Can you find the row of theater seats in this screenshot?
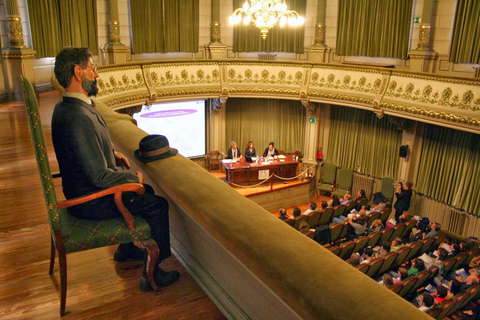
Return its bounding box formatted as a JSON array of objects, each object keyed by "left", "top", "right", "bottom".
[
  {"left": 284, "top": 200, "right": 389, "bottom": 231},
  {"left": 427, "top": 284, "right": 480, "bottom": 319},
  {"left": 328, "top": 220, "right": 421, "bottom": 257}
]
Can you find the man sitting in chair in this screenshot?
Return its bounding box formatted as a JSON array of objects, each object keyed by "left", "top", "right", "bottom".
[{"left": 51, "top": 47, "right": 179, "bottom": 292}]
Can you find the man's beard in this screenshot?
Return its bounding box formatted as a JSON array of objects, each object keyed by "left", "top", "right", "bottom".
[{"left": 82, "top": 76, "right": 99, "bottom": 97}]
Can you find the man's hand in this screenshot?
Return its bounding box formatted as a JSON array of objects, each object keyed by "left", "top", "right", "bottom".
[
  {"left": 114, "top": 151, "right": 131, "bottom": 170},
  {"left": 136, "top": 171, "right": 144, "bottom": 184}
]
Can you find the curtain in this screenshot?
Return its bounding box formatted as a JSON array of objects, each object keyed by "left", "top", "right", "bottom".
[
  {"left": 416, "top": 125, "right": 480, "bottom": 216},
  {"left": 449, "top": 0, "right": 480, "bottom": 64},
  {"left": 131, "top": 0, "right": 199, "bottom": 53},
  {"left": 232, "top": 0, "right": 305, "bottom": 53},
  {"left": 336, "top": 0, "right": 413, "bottom": 59},
  {"left": 326, "top": 106, "right": 402, "bottom": 178},
  {"left": 27, "top": 0, "right": 97, "bottom": 59},
  {"left": 225, "top": 98, "right": 305, "bottom": 154}
]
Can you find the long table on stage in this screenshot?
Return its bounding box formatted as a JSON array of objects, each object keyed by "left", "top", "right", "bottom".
[{"left": 221, "top": 156, "right": 299, "bottom": 185}]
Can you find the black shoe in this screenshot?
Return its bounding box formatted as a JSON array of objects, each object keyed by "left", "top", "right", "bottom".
[
  {"left": 113, "top": 245, "right": 145, "bottom": 262},
  {"left": 139, "top": 269, "right": 180, "bottom": 291}
]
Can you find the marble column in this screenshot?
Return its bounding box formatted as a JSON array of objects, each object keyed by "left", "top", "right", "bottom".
[
  {"left": 209, "top": 98, "right": 227, "bottom": 156},
  {"left": 205, "top": 0, "right": 227, "bottom": 59},
  {"left": 301, "top": 100, "right": 320, "bottom": 165},
  {"left": 101, "top": 0, "right": 129, "bottom": 65},
  {"left": 2, "top": 0, "right": 36, "bottom": 100},
  {"left": 309, "top": 0, "right": 331, "bottom": 63},
  {"left": 409, "top": 0, "right": 438, "bottom": 73}
]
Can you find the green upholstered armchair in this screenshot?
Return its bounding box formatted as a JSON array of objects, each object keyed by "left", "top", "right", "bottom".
[
  {"left": 316, "top": 162, "right": 337, "bottom": 195},
  {"left": 20, "top": 76, "right": 160, "bottom": 316},
  {"left": 381, "top": 177, "right": 395, "bottom": 202},
  {"left": 332, "top": 168, "right": 353, "bottom": 197}
]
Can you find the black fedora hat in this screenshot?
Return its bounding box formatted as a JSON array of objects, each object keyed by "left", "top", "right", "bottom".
[{"left": 134, "top": 134, "right": 178, "bottom": 163}]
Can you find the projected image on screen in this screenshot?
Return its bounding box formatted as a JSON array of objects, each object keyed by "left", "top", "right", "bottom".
[{"left": 133, "top": 100, "right": 206, "bottom": 158}]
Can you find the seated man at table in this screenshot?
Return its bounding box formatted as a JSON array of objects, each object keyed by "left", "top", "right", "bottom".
[
  {"left": 227, "top": 141, "right": 242, "bottom": 159},
  {"left": 263, "top": 142, "right": 279, "bottom": 157}
]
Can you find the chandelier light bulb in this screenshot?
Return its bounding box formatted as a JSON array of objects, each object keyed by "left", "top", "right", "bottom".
[{"left": 244, "top": 16, "right": 251, "bottom": 24}]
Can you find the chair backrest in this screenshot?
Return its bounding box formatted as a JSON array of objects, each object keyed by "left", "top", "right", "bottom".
[
  {"left": 377, "top": 252, "right": 398, "bottom": 275},
  {"left": 379, "top": 208, "right": 392, "bottom": 224},
  {"left": 284, "top": 218, "right": 295, "bottom": 227},
  {"left": 367, "top": 212, "right": 380, "bottom": 227},
  {"left": 332, "top": 205, "right": 346, "bottom": 219},
  {"left": 378, "top": 227, "right": 394, "bottom": 247},
  {"left": 381, "top": 177, "right": 395, "bottom": 200},
  {"left": 293, "top": 215, "right": 308, "bottom": 230},
  {"left": 451, "top": 252, "right": 468, "bottom": 271},
  {"left": 405, "top": 240, "right": 423, "bottom": 261},
  {"left": 20, "top": 75, "right": 61, "bottom": 233},
  {"left": 352, "top": 236, "right": 369, "bottom": 254},
  {"left": 402, "top": 220, "right": 417, "bottom": 239},
  {"left": 345, "top": 201, "right": 357, "bottom": 214},
  {"left": 356, "top": 198, "right": 369, "bottom": 209},
  {"left": 459, "top": 285, "right": 480, "bottom": 309},
  {"left": 390, "top": 223, "right": 406, "bottom": 242},
  {"left": 306, "top": 211, "right": 322, "bottom": 228},
  {"left": 328, "top": 246, "right": 341, "bottom": 256},
  {"left": 208, "top": 150, "right": 221, "bottom": 160},
  {"left": 442, "top": 257, "right": 457, "bottom": 275},
  {"left": 418, "top": 237, "right": 435, "bottom": 256},
  {"left": 317, "top": 208, "right": 334, "bottom": 226},
  {"left": 330, "top": 223, "right": 344, "bottom": 243},
  {"left": 356, "top": 264, "right": 369, "bottom": 274},
  {"left": 320, "top": 163, "right": 337, "bottom": 184},
  {"left": 464, "top": 246, "right": 480, "bottom": 267},
  {"left": 434, "top": 299, "right": 456, "bottom": 320},
  {"left": 367, "top": 231, "right": 382, "bottom": 248},
  {"left": 431, "top": 233, "right": 447, "bottom": 250},
  {"left": 305, "top": 230, "right": 315, "bottom": 240},
  {"left": 336, "top": 168, "right": 353, "bottom": 190},
  {"left": 339, "top": 241, "right": 356, "bottom": 260},
  {"left": 411, "top": 269, "right": 431, "bottom": 293},
  {"left": 339, "top": 223, "right": 353, "bottom": 241},
  {"left": 389, "top": 283, "right": 403, "bottom": 294},
  {"left": 366, "top": 259, "right": 383, "bottom": 278},
  {"left": 398, "top": 277, "right": 417, "bottom": 297},
  {"left": 392, "top": 246, "right": 411, "bottom": 268}
]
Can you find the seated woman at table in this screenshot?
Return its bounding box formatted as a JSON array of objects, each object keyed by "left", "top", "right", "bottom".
[
  {"left": 227, "top": 141, "right": 242, "bottom": 159},
  {"left": 245, "top": 141, "right": 256, "bottom": 158},
  {"left": 262, "top": 142, "right": 279, "bottom": 157}
]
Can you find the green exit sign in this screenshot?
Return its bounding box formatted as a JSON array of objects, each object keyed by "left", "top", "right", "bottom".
[
  {"left": 413, "top": 17, "right": 421, "bottom": 24},
  {"left": 309, "top": 117, "right": 317, "bottom": 124}
]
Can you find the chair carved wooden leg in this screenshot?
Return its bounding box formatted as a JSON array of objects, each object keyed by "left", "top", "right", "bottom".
[
  {"left": 54, "top": 231, "right": 68, "bottom": 316},
  {"left": 135, "top": 240, "right": 160, "bottom": 294},
  {"left": 49, "top": 237, "right": 56, "bottom": 274}
]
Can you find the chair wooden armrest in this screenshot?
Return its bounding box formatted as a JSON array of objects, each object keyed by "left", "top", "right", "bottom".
[{"left": 56, "top": 183, "right": 145, "bottom": 231}]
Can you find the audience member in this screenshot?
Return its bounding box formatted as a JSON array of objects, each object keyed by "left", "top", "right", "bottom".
[
  {"left": 341, "top": 193, "right": 352, "bottom": 205},
  {"left": 375, "top": 241, "right": 391, "bottom": 259},
  {"left": 354, "top": 189, "right": 366, "bottom": 202},
  {"left": 348, "top": 216, "right": 368, "bottom": 239},
  {"left": 433, "top": 285, "right": 448, "bottom": 304},
  {"left": 302, "top": 201, "right": 317, "bottom": 216},
  {"left": 393, "top": 267, "right": 409, "bottom": 284},
  {"left": 347, "top": 253, "right": 360, "bottom": 267},
  {"left": 372, "top": 202, "right": 386, "bottom": 213},
  {"left": 278, "top": 208, "right": 290, "bottom": 221},
  {"left": 293, "top": 207, "right": 301, "bottom": 219},
  {"left": 332, "top": 196, "right": 341, "bottom": 207},
  {"left": 417, "top": 293, "right": 435, "bottom": 312},
  {"left": 298, "top": 221, "right": 311, "bottom": 234},
  {"left": 382, "top": 273, "right": 394, "bottom": 287},
  {"left": 320, "top": 201, "right": 328, "bottom": 210},
  {"left": 391, "top": 237, "right": 408, "bottom": 253},
  {"left": 394, "top": 182, "right": 413, "bottom": 221},
  {"left": 424, "top": 222, "right": 441, "bottom": 239},
  {"left": 361, "top": 247, "right": 374, "bottom": 265},
  {"left": 367, "top": 219, "right": 384, "bottom": 235},
  {"left": 408, "top": 258, "right": 425, "bottom": 277}
]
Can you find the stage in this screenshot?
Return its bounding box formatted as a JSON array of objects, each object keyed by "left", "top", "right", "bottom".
[{"left": 209, "top": 168, "right": 315, "bottom": 212}]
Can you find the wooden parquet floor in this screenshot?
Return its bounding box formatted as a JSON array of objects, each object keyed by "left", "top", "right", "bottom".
[{"left": 0, "top": 92, "right": 226, "bottom": 319}]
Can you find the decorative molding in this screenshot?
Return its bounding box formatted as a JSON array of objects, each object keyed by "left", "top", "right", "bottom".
[
  {"left": 416, "top": 24, "right": 432, "bottom": 51},
  {"left": 117, "top": 105, "right": 142, "bottom": 116},
  {"left": 108, "top": 20, "right": 122, "bottom": 45},
  {"left": 313, "top": 23, "right": 326, "bottom": 46},
  {"left": 301, "top": 100, "right": 316, "bottom": 113},
  {"left": 212, "top": 97, "right": 227, "bottom": 111},
  {"left": 6, "top": 16, "right": 24, "bottom": 48},
  {"left": 211, "top": 22, "right": 221, "bottom": 43}
]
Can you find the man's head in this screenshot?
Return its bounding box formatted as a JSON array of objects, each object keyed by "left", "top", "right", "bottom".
[
  {"left": 293, "top": 207, "right": 301, "bottom": 217},
  {"left": 421, "top": 293, "right": 434, "bottom": 308},
  {"left": 279, "top": 208, "right": 286, "bottom": 217},
  {"left": 310, "top": 202, "right": 317, "bottom": 210},
  {"left": 54, "top": 47, "right": 99, "bottom": 96},
  {"left": 358, "top": 189, "right": 365, "bottom": 197}
]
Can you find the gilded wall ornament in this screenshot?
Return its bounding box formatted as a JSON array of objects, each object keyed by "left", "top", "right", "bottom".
[
  {"left": 108, "top": 20, "right": 121, "bottom": 45},
  {"left": 211, "top": 22, "right": 221, "bottom": 43},
  {"left": 314, "top": 23, "right": 325, "bottom": 45},
  {"left": 7, "top": 16, "right": 24, "bottom": 48}
]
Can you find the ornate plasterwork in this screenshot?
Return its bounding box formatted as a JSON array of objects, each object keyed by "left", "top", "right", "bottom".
[
  {"left": 7, "top": 16, "right": 24, "bottom": 48},
  {"left": 93, "top": 61, "right": 480, "bottom": 133},
  {"left": 384, "top": 75, "right": 480, "bottom": 112}
]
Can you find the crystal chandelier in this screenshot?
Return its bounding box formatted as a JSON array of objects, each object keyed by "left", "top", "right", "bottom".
[{"left": 229, "top": 0, "right": 304, "bottom": 40}]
